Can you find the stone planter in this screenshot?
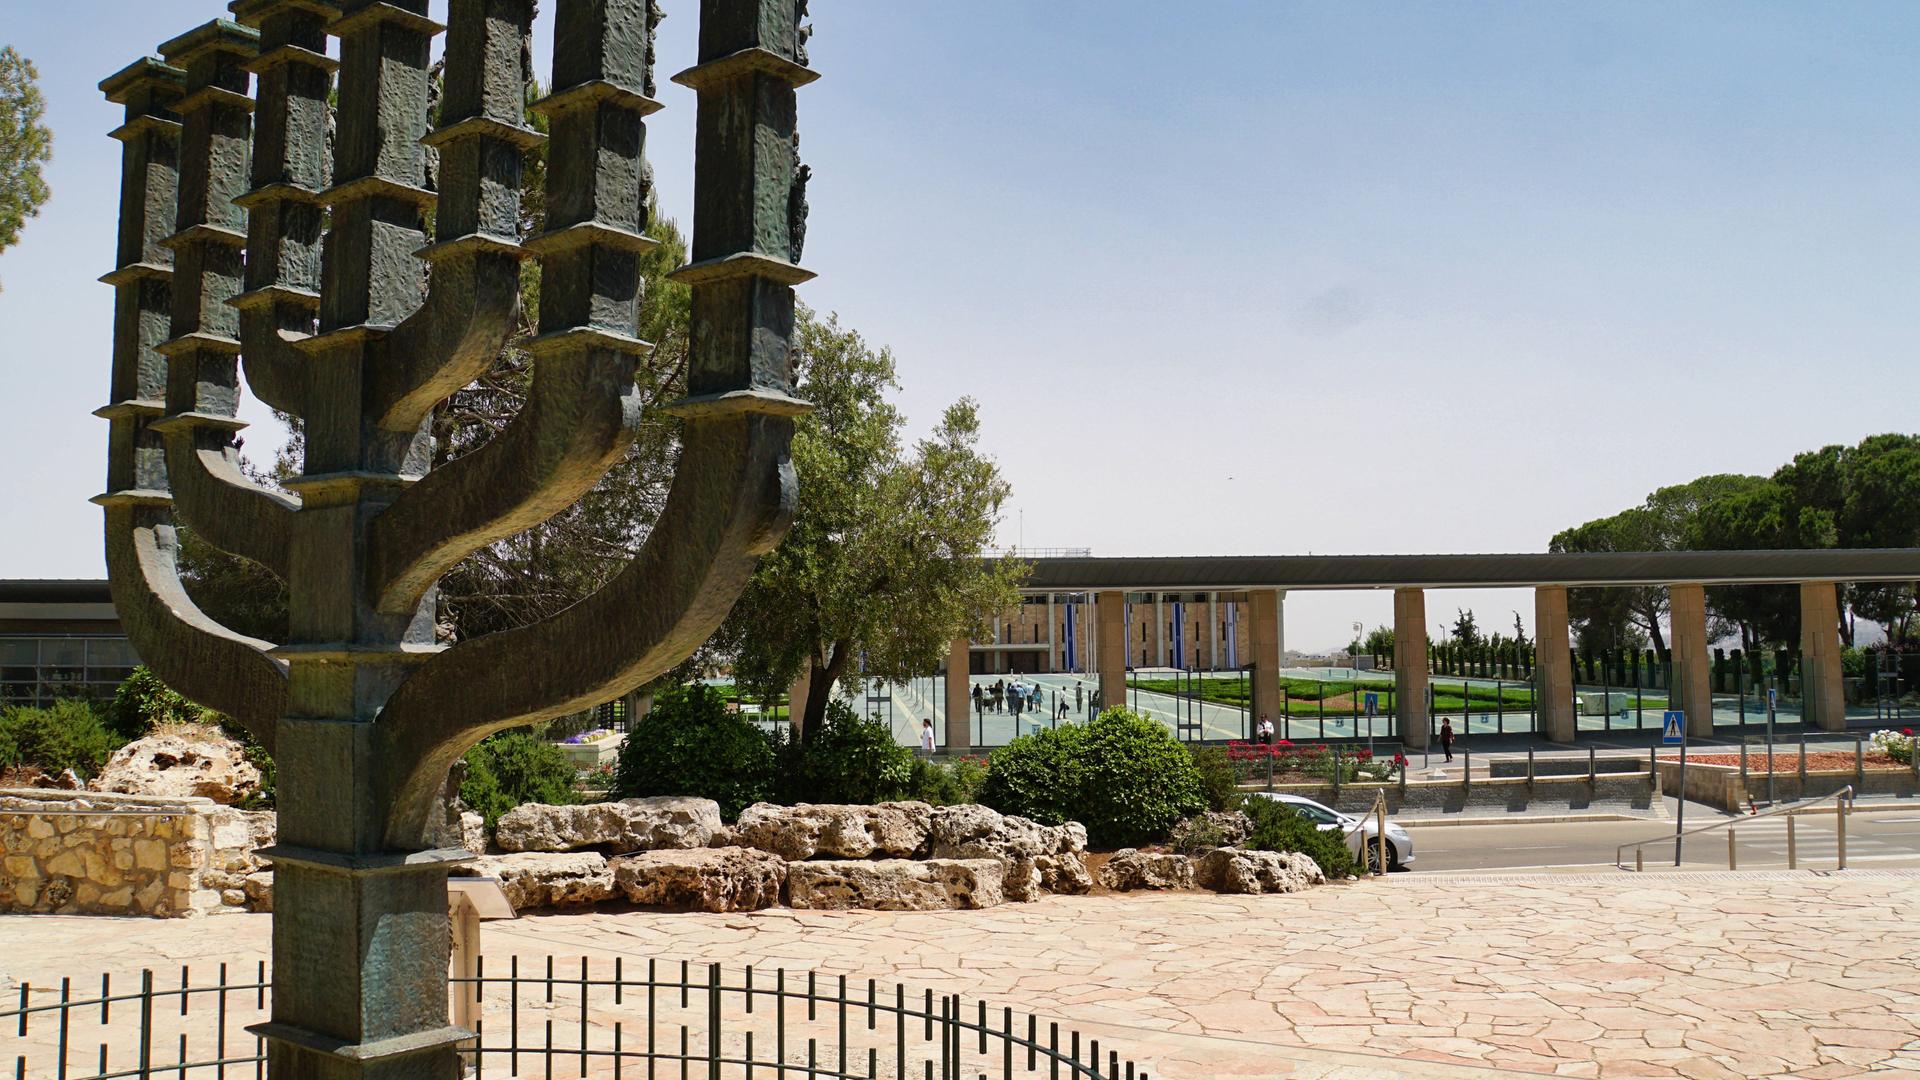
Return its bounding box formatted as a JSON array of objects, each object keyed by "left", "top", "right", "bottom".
[{"left": 555, "top": 732, "right": 626, "bottom": 771}]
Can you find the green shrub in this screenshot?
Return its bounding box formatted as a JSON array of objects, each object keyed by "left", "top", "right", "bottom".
[
  {"left": 779, "top": 700, "right": 914, "bottom": 804},
  {"left": 1188, "top": 745, "right": 1240, "bottom": 811},
  {"left": 1241, "top": 794, "right": 1355, "bottom": 878},
  {"left": 976, "top": 722, "right": 1087, "bottom": 829},
  {"left": 461, "top": 731, "right": 581, "bottom": 828},
  {"left": 0, "top": 699, "right": 119, "bottom": 779},
  {"left": 612, "top": 684, "right": 776, "bottom": 819},
  {"left": 979, "top": 709, "right": 1205, "bottom": 848},
  {"left": 105, "top": 666, "right": 211, "bottom": 741},
  {"left": 910, "top": 754, "right": 987, "bottom": 806}
]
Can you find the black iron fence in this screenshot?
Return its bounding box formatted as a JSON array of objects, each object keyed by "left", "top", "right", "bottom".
[{"left": 5, "top": 957, "right": 1147, "bottom": 1080}]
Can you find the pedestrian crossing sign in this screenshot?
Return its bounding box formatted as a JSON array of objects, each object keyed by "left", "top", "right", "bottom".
[
  {"left": 1662, "top": 711, "right": 1685, "bottom": 745},
  {"left": 1363, "top": 692, "right": 1378, "bottom": 713}
]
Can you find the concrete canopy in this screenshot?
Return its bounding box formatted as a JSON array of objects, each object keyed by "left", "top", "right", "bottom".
[{"left": 1017, "top": 549, "right": 1920, "bottom": 592}]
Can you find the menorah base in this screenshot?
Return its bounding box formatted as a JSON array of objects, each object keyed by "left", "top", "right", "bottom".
[{"left": 253, "top": 845, "right": 475, "bottom": 1080}]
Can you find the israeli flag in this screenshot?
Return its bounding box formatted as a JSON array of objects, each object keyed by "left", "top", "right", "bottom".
[
  {"left": 1171, "top": 601, "right": 1186, "bottom": 669},
  {"left": 1224, "top": 603, "right": 1238, "bottom": 668},
  {"left": 1063, "top": 602, "right": 1078, "bottom": 671}
]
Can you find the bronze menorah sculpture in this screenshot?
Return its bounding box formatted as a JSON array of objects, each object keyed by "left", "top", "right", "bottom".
[{"left": 97, "top": 0, "right": 812, "bottom": 1073}]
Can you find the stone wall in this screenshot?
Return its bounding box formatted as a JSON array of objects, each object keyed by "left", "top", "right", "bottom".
[{"left": 0, "top": 788, "right": 273, "bottom": 917}]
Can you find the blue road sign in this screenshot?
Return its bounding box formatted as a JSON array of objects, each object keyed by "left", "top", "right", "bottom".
[
  {"left": 1768, "top": 688, "right": 1777, "bottom": 706},
  {"left": 1662, "top": 710, "right": 1686, "bottom": 745},
  {"left": 1363, "top": 692, "right": 1379, "bottom": 713}
]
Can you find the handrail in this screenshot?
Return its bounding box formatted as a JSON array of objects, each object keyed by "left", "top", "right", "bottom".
[{"left": 1615, "top": 784, "right": 1853, "bottom": 870}]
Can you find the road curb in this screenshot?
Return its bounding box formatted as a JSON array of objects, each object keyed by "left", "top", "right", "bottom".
[{"left": 1397, "top": 812, "right": 1653, "bottom": 828}]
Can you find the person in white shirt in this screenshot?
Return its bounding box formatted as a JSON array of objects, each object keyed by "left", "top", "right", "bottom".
[{"left": 920, "top": 717, "right": 936, "bottom": 756}]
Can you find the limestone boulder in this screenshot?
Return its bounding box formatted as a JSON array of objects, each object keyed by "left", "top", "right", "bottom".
[
  {"left": 1099, "top": 849, "right": 1197, "bottom": 891},
  {"left": 925, "top": 804, "right": 1089, "bottom": 901},
  {"left": 1169, "top": 810, "right": 1251, "bottom": 852},
  {"left": 243, "top": 870, "right": 273, "bottom": 912},
  {"left": 91, "top": 729, "right": 261, "bottom": 805},
  {"left": 1194, "top": 848, "right": 1325, "bottom": 894},
  {"left": 460, "top": 811, "right": 489, "bottom": 856},
  {"left": 494, "top": 797, "right": 722, "bottom": 853},
  {"left": 611, "top": 847, "right": 787, "bottom": 912},
  {"left": 732, "top": 802, "right": 933, "bottom": 862},
  {"left": 786, "top": 859, "right": 1003, "bottom": 911},
  {"left": 466, "top": 852, "right": 614, "bottom": 909}
]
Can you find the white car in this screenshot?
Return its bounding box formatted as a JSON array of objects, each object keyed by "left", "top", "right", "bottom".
[{"left": 1250, "top": 792, "right": 1415, "bottom": 872}]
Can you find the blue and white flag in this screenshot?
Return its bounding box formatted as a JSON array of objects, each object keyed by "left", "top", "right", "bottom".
[
  {"left": 1224, "top": 603, "right": 1239, "bottom": 668},
  {"left": 1171, "top": 601, "right": 1186, "bottom": 669},
  {"left": 1124, "top": 600, "right": 1133, "bottom": 669},
  {"left": 1063, "top": 601, "right": 1078, "bottom": 671}
]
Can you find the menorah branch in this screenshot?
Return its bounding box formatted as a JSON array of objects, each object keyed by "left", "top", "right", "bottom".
[
  {"left": 104, "top": 506, "right": 288, "bottom": 747},
  {"left": 371, "top": 0, "right": 541, "bottom": 432},
  {"left": 365, "top": 342, "right": 643, "bottom": 613},
  {"left": 377, "top": 410, "right": 796, "bottom": 844}
]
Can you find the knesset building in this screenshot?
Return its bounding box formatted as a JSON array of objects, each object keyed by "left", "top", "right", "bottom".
[{"left": 930, "top": 548, "right": 1920, "bottom": 752}]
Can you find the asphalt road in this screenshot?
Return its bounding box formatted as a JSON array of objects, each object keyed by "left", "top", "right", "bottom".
[{"left": 1404, "top": 807, "right": 1920, "bottom": 873}]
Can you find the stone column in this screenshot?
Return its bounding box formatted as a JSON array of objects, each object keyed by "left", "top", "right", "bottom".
[
  {"left": 1536, "top": 585, "right": 1576, "bottom": 743},
  {"left": 1394, "top": 588, "right": 1429, "bottom": 749},
  {"left": 1249, "top": 589, "right": 1284, "bottom": 731},
  {"left": 1801, "top": 582, "right": 1847, "bottom": 732},
  {"left": 1097, "top": 591, "right": 1126, "bottom": 714},
  {"left": 1669, "top": 583, "right": 1713, "bottom": 738},
  {"left": 945, "top": 636, "right": 971, "bottom": 750}
]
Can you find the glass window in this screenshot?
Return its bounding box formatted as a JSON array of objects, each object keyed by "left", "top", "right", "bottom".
[
  {"left": 87, "top": 639, "right": 139, "bottom": 669},
  {"left": 0, "top": 639, "right": 35, "bottom": 665},
  {"left": 40, "top": 639, "right": 85, "bottom": 668},
  {"left": 1289, "top": 802, "right": 1338, "bottom": 825}
]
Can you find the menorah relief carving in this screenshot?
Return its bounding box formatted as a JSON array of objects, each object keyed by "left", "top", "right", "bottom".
[{"left": 97, "top": 0, "right": 813, "bottom": 1073}]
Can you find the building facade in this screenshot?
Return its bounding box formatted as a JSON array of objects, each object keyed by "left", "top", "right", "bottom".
[{"left": 0, "top": 580, "right": 137, "bottom": 708}]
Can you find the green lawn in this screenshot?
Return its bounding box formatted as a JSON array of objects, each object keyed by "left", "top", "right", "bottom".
[{"left": 1127, "top": 675, "right": 1536, "bottom": 717}]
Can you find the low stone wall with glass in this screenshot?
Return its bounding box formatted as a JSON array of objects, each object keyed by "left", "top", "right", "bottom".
[
  {"left": 0, "top": 788, "right": 273, "bottom": 918},
  {"left": 1261, "top": 773, "right": 1661, "bottom": 818},
  {"left": 1653, "top": 761, "right": 1919, "bottom": 812}
]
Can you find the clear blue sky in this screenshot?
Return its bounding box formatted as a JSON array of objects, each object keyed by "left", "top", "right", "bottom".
[{"left": 3, "top": 2, "right": 1917, "bottom": 650}]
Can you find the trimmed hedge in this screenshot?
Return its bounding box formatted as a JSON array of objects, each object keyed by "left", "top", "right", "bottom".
[
  {"left": 612, "top": 684, "right": 778, "bottom": 819},
  {"left": 978, "top": 708, "right": 1205, "bottom": 848}
]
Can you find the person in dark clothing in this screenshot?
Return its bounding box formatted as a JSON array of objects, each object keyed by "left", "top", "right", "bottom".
[{"left": 1439, "top": 717, "right": 1455, "bottom": 762}]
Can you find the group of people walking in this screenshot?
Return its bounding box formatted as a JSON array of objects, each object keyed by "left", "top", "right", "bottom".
[{"left": 971, "top": 677, "right": 1071, "bottom": 723}]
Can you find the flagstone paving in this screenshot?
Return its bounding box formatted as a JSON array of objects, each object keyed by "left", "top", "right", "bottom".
[{"left": 3, "top": 872, "right": 1918, "bottom": 1078}]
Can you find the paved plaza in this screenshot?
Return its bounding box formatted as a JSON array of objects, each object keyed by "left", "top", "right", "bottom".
[{"left": 5, "top": 871, "right": 1918, "bottom": 1078}]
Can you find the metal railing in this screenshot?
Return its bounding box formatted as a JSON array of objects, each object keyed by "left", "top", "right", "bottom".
[
  {"left": 5, "top": 957, "right": 1148, "bottom": 1080},
  {"left": 1615, "top": 785, "right": 1855, "bottom": 872}
]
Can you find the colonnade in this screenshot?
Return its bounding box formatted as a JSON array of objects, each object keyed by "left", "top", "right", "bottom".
[{"left": 930, "top": 579, "right": 1851, "bottom": 752}]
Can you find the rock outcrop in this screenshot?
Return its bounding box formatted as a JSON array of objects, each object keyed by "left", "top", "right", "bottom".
[
  {"left": 1099, "top": 849, "right": 1196, "bottom": 891},
  {"left": 91, "top": 729, "right": 262, "bottom": 805},
  {"left": 466, "top": 852, "right": 615, "bottom": 909},
  {"left": 612, "top": 848, "right": 787, "bottom": 912},
  {"left": 1194, "top": 848, "right": 1325, "bottom": 894},
  {"left": 925, "top": 804, "right": 1090, "bottom": 900},
  {"left": 731, "top": 802, "right": 933, "bottom": 861},
  {"left": 494, "top": 797, "right": 723, "bottom": 853},
  {"left": 786, "top": 858, "right": 1004, "bottom": 911},
  {"left": 1169, "top": 810, "right": 1252, "bottom": 851}
]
